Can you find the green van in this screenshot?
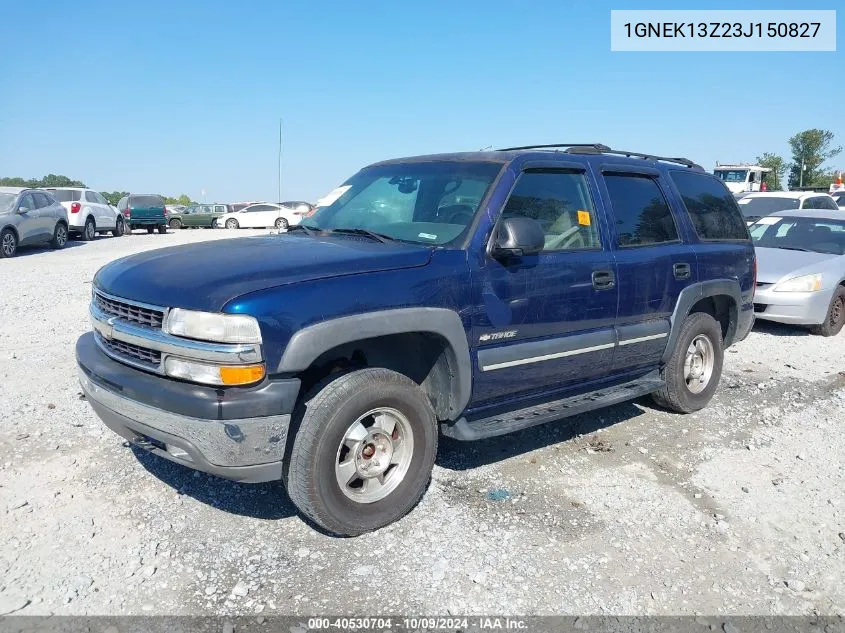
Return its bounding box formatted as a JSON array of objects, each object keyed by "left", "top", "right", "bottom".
[{"left": 117, "top": 194, "right": 167, "bottom": 234}]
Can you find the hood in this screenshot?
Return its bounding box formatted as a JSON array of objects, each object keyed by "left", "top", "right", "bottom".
[
  {"left": 755, "top": 246, "right": 838, "bottom": 284},
  {"left": 94, "top": 234, "right": 433, "bottom": 311}
]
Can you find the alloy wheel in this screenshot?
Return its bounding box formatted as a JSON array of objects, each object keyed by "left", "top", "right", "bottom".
[{"left": 684, "top": 334, "right": 714, "bottom": 394}]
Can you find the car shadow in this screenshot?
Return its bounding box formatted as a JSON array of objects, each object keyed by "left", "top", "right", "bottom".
[
  {"left": 437, "top": 399, "right": 648, "bottom": 471},
  {"left": 751, "top": 320, "right": 812, "bottom": 337},
  {"left": 129, "top": 445, "right": 298, "bottom": 521},
  {"left": 13, "top": 240, "right": 87, "bottom": 257}
]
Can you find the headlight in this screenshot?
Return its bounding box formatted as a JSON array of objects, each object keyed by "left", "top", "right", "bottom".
[
  {"left": 773, "top": 273, "right": 823, "bottom": 293},
  {"left": 163, "top": 308, "right": 262, "bottom": 343},
  {"left": 164, "top": 357, "right": 265, "bottom": 386}
]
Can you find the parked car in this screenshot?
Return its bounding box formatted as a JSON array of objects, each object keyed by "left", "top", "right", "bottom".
[
  {"left": 737, "top": 191, "right": 839, "bottom": 224},
  {"left": 0, "top": 187, "right": 69, "bottom": 258},
  {"left": 168, "top": 204, "right": 230, "bottom": 229},
  {"left": 217, "top": 202, "right": 303, "bottom": 229},
  {"left": 46, "top": 187, "right": 124, "bottom": 240},
  {"left": 750, "top": 209, "right": 845, "bottom": 336},
  {"left": 280, "top": 200, "right": 315, "bottom": 216},
  {"left": 76, "top": 144, "right": 755, "bottom": 535},
  {"left": 116, "top": 194, "right": 168, "bottom": 234},
  {"left": 831, "top": 190, "right": 845, "bottom": 208}
]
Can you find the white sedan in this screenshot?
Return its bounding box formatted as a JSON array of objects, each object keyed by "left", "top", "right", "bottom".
[{"left": 217, "top": 203, "right": 303, "bottom": 230}]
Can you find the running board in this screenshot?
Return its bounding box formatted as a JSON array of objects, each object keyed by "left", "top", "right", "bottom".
[{"left": 442, "top": 372, "right": 664, "bottom": 441}]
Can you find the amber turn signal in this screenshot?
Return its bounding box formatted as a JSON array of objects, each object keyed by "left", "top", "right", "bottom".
[{"left": 219, "top": 364, "right": 266, "bottom": 386}]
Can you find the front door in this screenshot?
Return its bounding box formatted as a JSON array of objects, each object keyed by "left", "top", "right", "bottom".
[
  {"left": 470, "top": 168, "right": 619, "bottom": 409},
  {"left": 598, "top": 170, "right": 696, "bottom": 372}
]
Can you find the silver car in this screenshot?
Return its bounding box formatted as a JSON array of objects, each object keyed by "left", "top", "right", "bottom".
[
  {"left": 0, "top": 187, "right": 70, "bottom": 258},
  {"left": 750, "top": 209, "right": 845, "bottom": 336}
]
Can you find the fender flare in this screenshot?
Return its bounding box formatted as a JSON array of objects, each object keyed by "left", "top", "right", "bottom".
[
  {"left": 662, "top": 279, "right": 742, "bottom": 363},
  {"left": 277, "top": 307, "right": 472, "bottom": 415}
]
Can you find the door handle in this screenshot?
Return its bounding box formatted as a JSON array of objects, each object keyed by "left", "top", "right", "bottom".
[
  {"left": 673, "top": 262, "right": 691, "bottom": 280},
  {"left": 592, "top": 270, "right": 616, "bottom": 290}
]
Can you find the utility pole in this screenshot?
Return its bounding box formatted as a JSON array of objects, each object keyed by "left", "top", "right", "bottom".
[
  {"left": 277, "top": 118, "right": 283, "bottom": 204},
  {"left": 799, "top": 156, "right": 806, "bottom": 188}
]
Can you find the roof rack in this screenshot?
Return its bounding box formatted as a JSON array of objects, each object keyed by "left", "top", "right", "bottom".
[{"left": 494, "top": 143, "right": 703, "bottom": 170}]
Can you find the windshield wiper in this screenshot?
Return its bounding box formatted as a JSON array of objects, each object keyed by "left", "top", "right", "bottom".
[
  {"left": 287, "top": 224, "right": 318, "bottom": 236},
  {"left": 328, "top": 227, "right": 395, "bottom": 243},
  {"left": 777, "top": 246, "right": 814, "bottom": 252}
]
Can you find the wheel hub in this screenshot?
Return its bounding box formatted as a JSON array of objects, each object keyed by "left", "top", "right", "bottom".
[
  {"left": 354, "top": 431, "right": 394, "bottom": 478},
  {"left": 684, "top": 334, "right": 714, "bottom": 394}
]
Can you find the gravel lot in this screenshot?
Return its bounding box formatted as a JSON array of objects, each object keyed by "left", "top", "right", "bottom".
[{"left": 1, "top": 229, "right": 843, "bottom": 617}]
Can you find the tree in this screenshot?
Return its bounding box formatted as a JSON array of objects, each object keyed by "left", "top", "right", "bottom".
[
  {"left": 0, "top": 174, "right": 85, "bottom": 188},
  {"left": 164, "top": 194, "right": 194, "bottom": 206},
  {"left": 755, "top": 152, "right": 786, "bottom": 191},
  {"left": 101, "top": 191, "right": 129, "bottom": 206},
  {"left": 787, "top": 129, "right": 842, "bottom": 188}
]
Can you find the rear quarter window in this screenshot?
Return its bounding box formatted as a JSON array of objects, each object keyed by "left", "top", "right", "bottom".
[
  {"left": 669, "top": 171, "right": 750, "bottom": 241},
  {"left": 48, "top": 189, "right": 81, "bottom": 203}
]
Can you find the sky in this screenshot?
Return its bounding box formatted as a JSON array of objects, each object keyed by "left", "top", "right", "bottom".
[{"left": 1, "top": 0, "right": 842, "bottom": 203}]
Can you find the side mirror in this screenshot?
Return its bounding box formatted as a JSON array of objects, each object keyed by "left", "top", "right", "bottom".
[
  {"left": 17, "top": 206, "right": 30, "bottom": 214},
  {"left": 491, "top": 217, "right": 545, "bottom": 259}
]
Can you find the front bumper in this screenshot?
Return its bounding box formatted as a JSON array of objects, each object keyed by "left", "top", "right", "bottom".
[
  {"left": 753, "top": 285, "right": 832, "bottom": 325},
  {"left": 76, "top": 332, "right": 298, "bottom": 483}
]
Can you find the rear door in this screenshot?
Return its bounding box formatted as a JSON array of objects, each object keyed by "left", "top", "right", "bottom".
[
  {"left": 470, "top": 167, "right": 619, "bottom": 408},
  {"left": 598, "top": 168, "right": 695, "bottom": 372}
]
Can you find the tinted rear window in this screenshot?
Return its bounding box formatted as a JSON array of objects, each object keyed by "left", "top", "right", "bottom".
[
  {"left": 670, "top": 171, "right": 749, "bottom": 240},
  {"left": 48, "top": 189, "right": 81, "bottom": 202},
  {"left": 604, "top": 174, "right": 679, "bottom": 247},
  {"left": 130, "top": 195, "right": 165, "bottom": 208}
]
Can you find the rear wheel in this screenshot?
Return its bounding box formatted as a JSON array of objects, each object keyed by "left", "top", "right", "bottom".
[
  {"left": 112, "top": 217, "right": 125, "bottom": 237},
  {"left": 275, "top": 217, "right": 289, "bottom": 230},
  {"left": 1, "top": 229, "right": 18, "bottom": 258},
  {"left": 169, "top": 218, "right": 182, "bottom": 230},
  {"left": 284, "top": 368, "right": 438, "bottom": 536},
  {"left": 50, "top": 223, "right": 68, "bottom": 249},
  {"left": 225, "top": 218, "right": 239, "bottom": 229},
  {"left": 81, "top": 217, "right": 96, "bottom": 241},
  {"left": 810, "top": 287, "right": 845, "bottom": 337},
  {"left": 158, "top": 224, "right": 167, "bottom": 234},
  {"left": 651, "top": 312, "right": 723, "bottom": 413},
  {"left": 147, "top": 226, "right": 154, "bottom": 234}
]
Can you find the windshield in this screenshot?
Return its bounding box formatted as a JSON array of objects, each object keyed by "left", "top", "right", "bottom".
[
  {"left": 736, "top": 196, "right": 800, "bottom": 218},
  {"left": 750, "top": 216, "right": 845, "bottom": 255},
  {"left": 715, "top": 170, "right": 748, "bottom": 183},
  {"left": 0, "top": 193, "right": 17, "bottom": 212},
  {"left": 304, "top": 161, "right": 502, "bottom": 245},
  {"left": 47, "top": 189, "right": 81, "bottom": 202}
]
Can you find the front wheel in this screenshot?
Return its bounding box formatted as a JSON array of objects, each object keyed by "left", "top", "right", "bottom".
[
  {"left": 0, "top": 229, "right": 18, "bottom": 258},
  {"left": 50, "top": 223, "right": 68, "bottom": 249},
  {"left": 275, "top": 217, "right": 289, "bottom": 230},
  {"left": 225, "top": 218, "right": 239, "bottom": 229},
  {"left": 651, "top": 312, "right": 723, "bottom": 413},
  {"left": 169, "top": 218, "right": 182, "bottom": 230},
  {"left": 112, "top": 217, "right": 125, "bottom": 237},
  {"left": 810, "top": 287, "right": 845, "bottom": 337},
  {"left": 284, "top": 368, "right": 438, "bottom": 536}
]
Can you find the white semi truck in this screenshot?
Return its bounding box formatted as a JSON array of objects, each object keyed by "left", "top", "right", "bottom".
[{"left": 713, "top": 163, "right": 771, "bottom": 194}]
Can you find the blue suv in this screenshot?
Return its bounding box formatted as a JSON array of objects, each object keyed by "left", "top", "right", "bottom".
[{"left": 76, "top": 143, "right": 755, "bottom": 535}]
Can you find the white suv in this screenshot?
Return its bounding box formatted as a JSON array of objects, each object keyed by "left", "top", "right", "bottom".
[{"left": 46, "top": 188, "right": 124, "bottom": 240}]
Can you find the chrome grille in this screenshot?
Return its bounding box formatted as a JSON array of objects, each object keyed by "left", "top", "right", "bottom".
[
  {"left": 94, "top": 291, "right": 164, "bottom": 328},
  {"left": 97, "top": 333, "right": 162, "bottom": 367}
]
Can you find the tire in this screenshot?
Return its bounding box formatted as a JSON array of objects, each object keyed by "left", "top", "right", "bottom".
[
  {"left": 275, "top": 217, "right": 289, "bottom": 230},
  {"left": 651, "top": 312, "right": 723, "bottom": 414},
  {"left": 285, "top": 368, "right": 438, "bottom": 536},
  {"left": 112, "top": 217, "right": 125, "bottom": 237},
  {"left": 0, "top": 228, "right": 18, "bottom": 258},
  {"left": 810, "top": 286, "right": 845, "bottom": 337},
  {"left": 50, "top": 223, "right": 68, "bottom": 249},
  {"left": 147, "top": 226, "right": 154, "bottom": 234},
  {"left": 81, "top": 217, "right": 96, "bottom": 241},
  {"left": 158, "top": 224, "right": 167, "bottom": 234},
  {"left": 169, "top": 218, "right": 182, "bottom": 230},
  {"left": 225, "top": 218, "right": 239, "bottom": 229}
]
